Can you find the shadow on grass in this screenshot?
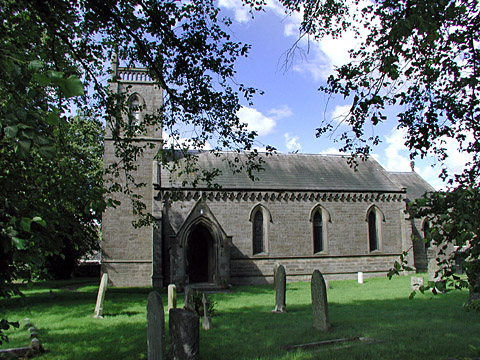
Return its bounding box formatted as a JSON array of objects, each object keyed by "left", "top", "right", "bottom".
[
  {"left": 2, "top": 279, "right": 480, "bottom": 360},
  {"left": 103, "top": 311, "right": 140, "bottom": 317},
  {"left": 201, "top": 291, "right": 480, "bottom": 360}
]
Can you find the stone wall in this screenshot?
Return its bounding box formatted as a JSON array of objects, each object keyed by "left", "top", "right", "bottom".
[
  {"left": 161, "top": 190, "right": 412, "bottom": 285},
  {"left": 101, "top": 70, "right": 162, "bottom": 287}
]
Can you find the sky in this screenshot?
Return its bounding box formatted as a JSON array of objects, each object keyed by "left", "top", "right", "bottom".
[{"left": 210, "top": 0, "right": 468, "bottom": 190}]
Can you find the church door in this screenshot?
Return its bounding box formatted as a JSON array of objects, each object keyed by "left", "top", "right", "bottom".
[{"left": 187, "top": 225, "right": 214, "bottom": 283}]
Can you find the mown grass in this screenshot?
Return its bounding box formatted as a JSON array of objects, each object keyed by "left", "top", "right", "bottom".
[{"left": 1, "top": 275, "right": 479, "bottom": 359}]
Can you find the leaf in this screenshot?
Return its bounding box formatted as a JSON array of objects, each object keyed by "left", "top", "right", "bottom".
[
  {"left": 38, "top": 146, "right": 55, "bottom": 159},
  {"left": 12, "top": 237, "right": 28, "bottom": 250},
  {"left": 20, "top": 128, "right": 35, "bottom": 140},
  {"left": 57, "top": 75, "right": 85, "bottom": 98},
  {"left": 46, "top": 112, "right": 60, "bottom": 126},
  {"left": 32, "top": 73, "right": 51, "bottom": 86},
  {"left": 47, "top": 70, "right": 64, "bottom": 80},
  {"left": 17, "top": 139, "right": 32, "bottom": 154},
  {"left": 32, "top": 217, "right": 46, "bottom": 227},
  {"left": 4, "top": 126, "right": 18, "bottom": 139},
  {"left": 28, "top": 60, "right": 44, "bottom": 71},
  {"left": 20, "top": 218, "right": 32, "bottom": 232}
]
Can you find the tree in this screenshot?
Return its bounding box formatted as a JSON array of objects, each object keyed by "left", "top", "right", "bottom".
[
  {"left": 0, "top": 0, "right": 266, "bottom": 343},
  {"left": 278, "top": 0, "right": 480, "bottom": 297}
]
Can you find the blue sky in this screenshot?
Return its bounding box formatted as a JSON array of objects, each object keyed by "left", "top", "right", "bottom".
[{"left": 211, "top": 0, "right": 471, "bottom": 190}]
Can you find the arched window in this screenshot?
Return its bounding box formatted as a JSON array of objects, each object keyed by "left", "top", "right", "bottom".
[
  {"left": 309, "top": 205, "right": 330, "bottom": 254},
  {"left": 368, "top": 210, "right": 378, "bottom": 252},
  {"left": 366, "top": 205, "right": 384, "bottom": 252},
  {"left": 253, "top": 211, "right": 264, "bottom": 255},
  {"left": 313, "top": 211, "right": 323, "bottom": 253},
  {"left": 128, "top": 94, "right": 143, "bottom": 128},
  {"left": 249, "top": 204, "right": 271, "bottom": 256}
]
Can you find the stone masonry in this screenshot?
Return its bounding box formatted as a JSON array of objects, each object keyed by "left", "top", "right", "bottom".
[{"left": 101, "top": 64, "right": 435, "bottom": 288}]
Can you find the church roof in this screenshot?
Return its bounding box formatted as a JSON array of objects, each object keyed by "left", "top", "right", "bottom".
[
  {"left": 159, "top": 152, "right": 406, "bottom": 193},
  {"left": 388, "top": 171, "right": 436, "bottom": 201}
]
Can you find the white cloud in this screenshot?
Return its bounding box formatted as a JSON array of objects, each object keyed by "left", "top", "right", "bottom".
[
  {"left": 162, "top": 130, "right": 212, "bottom": 150},
  {"left": 218, "top": 0, "right": 287, "bottom": 23},
  {"left": 268, "top": 104, "right": 293, "bottom": 119},
  {"left": 318, "top": 147, "right": 344, "bottom": 155},
  {"left": 284, "top": 132, "right": 302, "bottom": 152},
  {"left": 330, "top": 104, "right": 351, "bottom": 126},
  {"left": 381, "top": 128, "right": 412, "bottom": 172},
  {"left": 290, "top": 45, "right": 332, "bottom": 82},
  {"left": 237, "top": 106, "right": 276, "bottom": 136},
  {"left": 438, "top": 133, "right": 474, "bottom": 176},
  {"left": 218, "top": 0, "right": 251, "bottom": 23}
]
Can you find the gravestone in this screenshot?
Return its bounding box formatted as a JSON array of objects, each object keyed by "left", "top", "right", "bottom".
[
  {"left": 201, "top": 293, "right": 212, "bottom": 331},
  {"left": 357, "top": 271, "right": 364, "bottom": 284},
  {"left": 93, "top": 273, "right": 108, "bottom": 318},
  {"left": 273, "top": 262, "right": 280, "bottom": 286},
  {"left": 184, "top": 286, "right": 195, "bottom": 313},
  {"left": 169, "top": 308, "right": 200, "bottom": 360},
  {"left": 411, "top": 276, "right": 424, "bottom": 291},
  {"left": 168, "top": 284, "right": 177, "bottom": 311},
  {"left": 311, "top": 270, "right": 330, "bottom": 331},
  {"left": 147, "top": 291, "right": 165, "bottom": 360},
  {"left": 272, "top": 264, "right": 286, "bottom": 313}
]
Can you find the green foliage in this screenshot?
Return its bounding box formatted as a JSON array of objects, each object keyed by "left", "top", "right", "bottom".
[
  {"left": 408, "top": 188, "right": 480, "bottom": 294},
  {"left": 1, "top": 0, "right": 268, "bottom": 343},
  {"left": 189, "top": 290, "right": 217, "bottom": 317},
  {"left": 278, "top": 0, "right": 480, "bottom": 301}
]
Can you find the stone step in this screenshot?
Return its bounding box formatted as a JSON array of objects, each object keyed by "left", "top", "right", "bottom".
[{"left": 188, "top": 283, "right": 228, "bottom": 293}]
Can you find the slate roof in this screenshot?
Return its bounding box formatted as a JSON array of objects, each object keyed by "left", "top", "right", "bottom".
[
  {"left": 159, "top": 151, "right": 405, "bottom": 193},
  {"left": 388, "top": 171, "right": 436, "bottom": 202}
]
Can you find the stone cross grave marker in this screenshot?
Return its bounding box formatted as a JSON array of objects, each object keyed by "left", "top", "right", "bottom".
[
  {"left": 272, "top": 264, "right": 286, "bottom": 313},
  {"left": 93, "top": 273, "right": 108, "bottom": 318},
  {"left": 147, "top": 291, "right": 165, "bottom": 360},
  {"left": 411, "top": 276, "right": 424, "bottom": 291},
  {"left": 201, "top": 293, "right": 212, "bottom": 331},
  {"left": 168, "top": 284, "right": 177, "bottom": 311},
  {"left": 169, "top": 308, "right": 200, "bottom": 360},
  {"left": 311, "top": 269, "right": 330, "bottom": 331}
]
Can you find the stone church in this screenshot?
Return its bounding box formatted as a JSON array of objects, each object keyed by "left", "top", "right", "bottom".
[{"left": 101, "top": 66, "right": 435, "bottom": 288}]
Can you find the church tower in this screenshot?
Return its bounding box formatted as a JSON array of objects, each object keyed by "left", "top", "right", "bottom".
[{"left": 102, "top": 57, "right": 163, "bottom": 287}]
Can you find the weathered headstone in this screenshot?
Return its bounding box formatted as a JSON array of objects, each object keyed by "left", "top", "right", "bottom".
[
  {"left": 273, "top": 262, "right": 280, "bottom": 286},
  {"left": 168, "top": 284, "right": 177, "bottom": 311},
  {"left": 93, "top": 273, "right": 108, "bottom": 318},
  {"left": 311, "top": 269, "right": 330, "bottom": 331},
  {"left": 147, "top": 291, "right": 165, "bottom": 360},
  {"left": 272, "top": 264, "right": 286, "bottom": 313},
  {"left": 169, "top": 308, "right": 200, "bottom": 360},
  {"left": 201, "top": 293, "right": 212, "bottom": 331},
  {"left": 184, "top": 285, "right": 195, "bottom": 313},
  {"left": 411, "top": 276, "right": 424, "bottom": 291}
]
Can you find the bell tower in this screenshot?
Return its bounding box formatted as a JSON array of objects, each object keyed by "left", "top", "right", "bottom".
[{"left": 102, "top": 56, "right": 163, "bottom": 287}]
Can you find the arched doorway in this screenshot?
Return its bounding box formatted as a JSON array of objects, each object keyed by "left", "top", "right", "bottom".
[{"left": 187, "top": 225, "right": 214, "bottom": 283}]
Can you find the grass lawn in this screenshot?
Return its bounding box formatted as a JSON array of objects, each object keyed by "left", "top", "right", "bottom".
[{"left": 1, "top": 275, "right": 479, "bottom": 359}]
